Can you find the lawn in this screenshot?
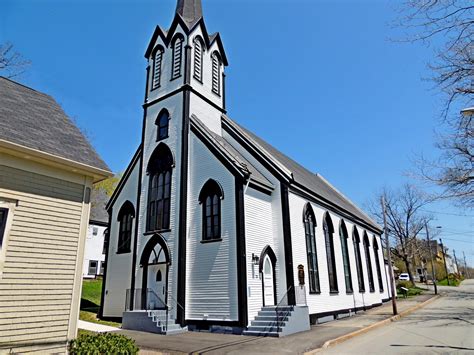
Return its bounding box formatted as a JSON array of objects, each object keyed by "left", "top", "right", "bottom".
[
  {"left": 80, "top": 279, "right": 121, "bottom": 327},
  {"left": 437, "top": 278, "right": 462, "bottom": 286}
]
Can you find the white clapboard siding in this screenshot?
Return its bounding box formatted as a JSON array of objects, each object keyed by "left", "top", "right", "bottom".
[{"left": 0, "top": 165, "right": 85, "bottom": 353}]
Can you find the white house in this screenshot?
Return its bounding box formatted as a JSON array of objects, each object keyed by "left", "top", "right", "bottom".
[{"left": 101, "top": 0, "right": 392, "bottom": 336}]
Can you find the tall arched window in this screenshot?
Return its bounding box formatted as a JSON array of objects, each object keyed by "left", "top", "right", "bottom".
[
  {"left": 363, "top": 232, "right": 375, "bottom": 292},
  {"left": 323, "top": 212, "right": 338, "bottom": 293},
  {"left": 171, "top": 35, "right": 183, "bottom": 80},
  {"left": 353, "top": 228, "right": 365, "bottom": 292},
  {"left": 147, "top": 144, "right": 173, "bottom": 232},
  {"left": 198, "top": 179, "right": 224, "bottom": 241},
  {"left": 156, "top": 109, "right": 169, "bottom": 141},
  {"left": 211, "top": 51, "right": 221, "bottom": 95},
  {"left": 152, "top": 46, "right": 164, "bottom": 89},
  {"left": 117, "top": 201, "right": 135, "bottom": 254},
  {"left": 303, "top": 203, "right": 320, "bottom": 293},
  {"left": 373, "top": 236, "right": 384, "bottom": 292},
  {"left": 193, "top": 37, "right": 204, "bottom": 82},
  {"left": 339, "top": 221, "right": 353, "bottom": 293}
]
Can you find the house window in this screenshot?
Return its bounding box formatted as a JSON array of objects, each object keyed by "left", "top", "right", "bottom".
[
  {"left": 147, "top": 144, "right": 173, "bottom": 232},
  {"left": 117, "top": 201, "right": 135, "bottom": 254},
  {"left": 0, "top": 208, "right": 8, "bottom": 248},
  {"left": 323, "top": 213, "right": 338, "bottom": 293},
  {"left": 373, "top": 236, "right": 384, "bottom": 292},
  {"left": 88, "top": 260, "right": 98, "bottom": 275},
  {"left": 211, "top": 52, "right": 221, "bottom": 95},
  {"left": 193, "top": 37, "right": 203, "bottom": 82},
  {"left": 171, "top": 35, "right": 183, "bottom": 80},
  {"left": 353, "top": 228, "right": 365, "bottom": 292},
  {"left": 100, "top": 261, "right": 105, "bottom": 275},
  {"left": 156, "top": 109, "right": 169, "bottom": 141},
  {"left": 92, "top": 227, "right": 98, "bottom": 236},
  {"left": 363, "top": 232, "right": 375, "bottom": 292},
  {"left": 198, "top": 179, "right": 224, "bottom": 241},
  {"left": 303, "top": 203, "right": 320, "bottom": 293},
  {"left": 152, "top": 47, "right": 163, "bottom": 89},
  {"left": 340, "top": 221, "right": 353, "bottom": 293}
]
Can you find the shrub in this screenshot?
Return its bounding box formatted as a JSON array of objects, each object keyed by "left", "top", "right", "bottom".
[
  {"left": 69, "top": 332, "right": 139, "bottom": 355},
  {"left": 396, "top": 280, "right": 413, "bottom": 289}
]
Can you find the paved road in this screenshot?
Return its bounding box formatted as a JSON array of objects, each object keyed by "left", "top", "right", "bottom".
[{"left": 321, "top": 279, "right": 474, "bottom": 354}]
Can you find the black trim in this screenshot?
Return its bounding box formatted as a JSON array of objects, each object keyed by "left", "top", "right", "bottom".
[
  {"left": 259, "top": 245, "right": 278, "bottom": 306},
  {"left": 281, "top": 184, "right": 296, "bottom": 305},
  {"left": 235, "top": 178, "right": 248, "bottom": 328},
  {"left": 99, "top": 209, "right": 112, "bottom": 319},
  {"left": 89, "top": 220, "right": 108, "bottom": 227},
  {"left": 185, "top": 319, "right": 240, "bottom": 329},
  {"left": 144, "top": 229, "right": 171, "bottom": 236},
  {"left": 222, "top": 72, "right": 226, "bottom": 111},
  {"left": 200, "top": 238, "right": 223, "bottom": 244},
  {"left": 248, "top": 181, "right": 273, "bottom": 195},
  {"left": 309, "top": 301, "right": 385, "bottom": 323}
]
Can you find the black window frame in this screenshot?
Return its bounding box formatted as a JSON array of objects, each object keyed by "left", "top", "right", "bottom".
[
  {"left": 171, "top": 35, "right": 184, "bottom": 80},
  {"left": 117, "top": 201, "right": 135, "bottom": 254},
  {"left": 88, "top": 260, "right": 98, "bottom": 275},
  {"left": 323, "top": 212, "right": 338, "bottom": 293},
  {"left": 0, "top": 208, "right": 8, "bottom": 248},
  {"left": 303, "top": 203, "right": 320, "bottom": 294},
  {"left": 339, "top": 221, "right": 353, "bottom": 293},
  {"left": 156, "top": 109, "right": 170, "bottom": 142},
  {"left": 193, "top": 36, "right": 204, "bottom": 83},
  {"left": 211, "top": 51, "right": 222, "bottom": 96},
  {"left": 373, "top": 236, "right": 384, "bottom": 292},
  {"left": 152, "top": 46, "right": 164, "bottom": 90},
  {"left": 353, "top": 228, "right": 365, "bottom": 292},
  {"left": 363, "top": 232, "right": 375, "bottom": 292},
  {"left": 198, "top": 179, "right": 224, "bottom": 242}
]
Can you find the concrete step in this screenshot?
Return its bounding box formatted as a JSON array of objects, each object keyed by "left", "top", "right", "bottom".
[
  {"left": 246, "top": 325, "right": 282, "bottom": 333},
  {"left": 242, "top": 330, "right": 279, "bottom": 337},
  {"left": 250, "top": 320, "right": 286, "bottom": 327},
  {"left": 262, "top": 306, "right": 293, "bottom": 312},
  {"left": 258, "top": 310, "right": 293, "bottom": 317},
  {"left": 254, "top": 315, "right": 289, "bottom": 322}
]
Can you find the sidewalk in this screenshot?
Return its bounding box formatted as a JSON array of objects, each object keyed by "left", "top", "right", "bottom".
[
  {"left": 78, "top": 320, "right": 120, "bottom": 333},
  {"left": 116, "top": 294, "right": 438, "bottom": 354}
]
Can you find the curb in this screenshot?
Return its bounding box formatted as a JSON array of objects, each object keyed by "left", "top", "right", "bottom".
[{"left": 304, "top": 294, "right": 441, "bottom": 354}]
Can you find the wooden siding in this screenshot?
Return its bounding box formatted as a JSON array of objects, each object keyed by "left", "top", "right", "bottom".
[{"left": 0, "top": 165, "right": 85, "bottom": 354}]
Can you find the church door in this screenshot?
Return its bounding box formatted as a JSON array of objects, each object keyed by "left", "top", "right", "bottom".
[
  {"left": 147, "top": 264, "right": 166, "bottom": 307},
  {"left": 263, "top": 255, "right": 275, "bottom": 306}
]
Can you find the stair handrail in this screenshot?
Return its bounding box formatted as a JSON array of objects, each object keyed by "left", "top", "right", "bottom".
[
  {"left": 276, "top": 285, "right": 294, "bottom": 333},
  {"left": 162, "top": 290, "right": 185, "bottom": 332}
]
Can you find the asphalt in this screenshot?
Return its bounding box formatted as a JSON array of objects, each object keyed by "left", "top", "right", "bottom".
[{"left": 116, "top": 292, "right": 435, "bottom": 354}]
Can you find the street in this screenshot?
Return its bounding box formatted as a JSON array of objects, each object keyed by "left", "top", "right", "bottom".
[{"left": 321, "top": 279, "right": 474, "bottom": 354}]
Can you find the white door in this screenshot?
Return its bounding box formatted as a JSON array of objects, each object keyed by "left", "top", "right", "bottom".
[
  {"left": 147, "top": 264, "right": 166, "bottom": 308},
  {"left": 263, "top": 255, "right": 275, "bottom": 306}
]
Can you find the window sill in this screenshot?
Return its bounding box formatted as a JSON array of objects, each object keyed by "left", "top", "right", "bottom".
[
  {"left": 144, "top": 229, "right": 171, "bottom": 236},
  {"left": 116, "top": 250, "right": 131, "bottom": 255},
  {"left": 200, "top": 238, "right": 222, "bottom": 244},
  {"left": 156, "top": 135, "right": 169, "bottom": 142},
  {"left": 346, "top": 291, "right": 354, "bottom": 295},
  {"left": 329, "top": 290, "right": 339, "bottom": 295},
  {"left": 170, "top": 75, "right": 182, "bottom": 82},
  {"left": 308, "top": 291, "right": 321, "bottom": 295}
]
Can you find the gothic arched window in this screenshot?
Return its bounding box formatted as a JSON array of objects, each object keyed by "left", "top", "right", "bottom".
[
  {"left": 171, "top": 35, "right": 184, "bottom": 80},
  {"left": 198, "top": 179, "right": 224, "bottom": 241},
  {"left": 152, "top": 46, "right": 164, "bottom": 90},
  {"left": 353, "top": 228, "right": 365, "bottom": 292},
  {"left": 211, "top": 51, "right": 221, "bottom": 95},
  {"left": 373, "top": 236, "right": 384, "bottom": 292},
  {"left": 156, "top": 109, "right": 169, "bottom": 141},
  {"left": 340, "top": 221, "right": 353, "bottom": 293},
  {"left": 147, "top": 144, "right": 173, "bottom": 232},
  {"left": 303, "top": 203, "right": 320, "bottom": 293},
  {"left": 323, "top": 212, "right": 338, "bottom": 293},
  {"left": 117, "top": 201, "right": 135, "bottom": 254},
  {"left": 193, "top": 36, "right": 204, "bottom": 82},
  {"left": 363, "top": 232, "right": 375, "bottom": 292}
]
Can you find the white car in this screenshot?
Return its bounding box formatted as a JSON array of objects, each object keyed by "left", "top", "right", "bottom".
[{"left": 398, "top": 273, "right": 410, "bottom": 281}]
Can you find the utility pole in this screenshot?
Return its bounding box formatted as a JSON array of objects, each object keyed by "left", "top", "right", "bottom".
[
  {"left": 439, "top": 238, "right": 450, "bottom": 285},
  {"left": 453, "top": 250, "right": 460, "bottom": 275},
  {"left": 382, "top": 196, "right": 397, "bottom": 315},
  {"left": 425, "top": 222, "right": 437, "bottom": 295},
  {"left": 463, "top": 251, "right": 470, "bottom": 278}
]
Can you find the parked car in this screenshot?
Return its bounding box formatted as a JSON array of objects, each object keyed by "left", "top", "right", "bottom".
[{"left": 399, "top": 273, "right": 410, "bottom": 281}]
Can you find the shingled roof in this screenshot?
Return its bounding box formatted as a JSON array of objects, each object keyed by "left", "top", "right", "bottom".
[{"left": 0, "top": 77, "right": 110, "bottom": 172}]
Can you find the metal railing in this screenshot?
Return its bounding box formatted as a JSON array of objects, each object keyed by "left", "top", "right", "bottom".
[
  {"left": 275, "top": 285, "right": 307, "bottom": 333},
  {"left": 125, "top": 288, "right": 166, "bottom": 311}
]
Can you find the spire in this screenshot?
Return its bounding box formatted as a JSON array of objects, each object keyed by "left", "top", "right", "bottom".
[{"left": 175, "top": 0, "right": 203, "bottom": 27}]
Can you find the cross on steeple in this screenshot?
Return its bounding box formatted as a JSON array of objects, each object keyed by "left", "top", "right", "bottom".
[{"left": 175, "top": 0, "right": 203, "bottom": 28}]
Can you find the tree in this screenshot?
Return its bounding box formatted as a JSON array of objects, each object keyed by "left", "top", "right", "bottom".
[
  {"left": 0, "top": 42, "right": 30, "bottom": 78},
  {"left": 370, "top": 184, "right": 431, "bottom": 284},
  {"left": 395, "top": 1, "right": 473, "bottom": 207}
]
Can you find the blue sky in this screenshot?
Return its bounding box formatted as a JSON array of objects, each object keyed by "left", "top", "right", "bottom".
[{"left": 1, "top": 0, "right": 472, "bottom": 264}]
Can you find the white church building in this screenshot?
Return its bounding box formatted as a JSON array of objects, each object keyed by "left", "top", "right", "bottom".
[{"left": 100, "top": 0, "right": 392, "bottom": 336}]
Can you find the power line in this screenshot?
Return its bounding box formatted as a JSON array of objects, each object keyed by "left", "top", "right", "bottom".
[{"left": 420, "top": 209, "right": 474, "bottom": 217}]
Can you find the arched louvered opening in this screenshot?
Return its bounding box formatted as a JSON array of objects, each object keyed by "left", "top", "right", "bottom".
[
  {"left": 117, "top": 201, "right": 135, "bottom": 254},
  {"left": 363, "top": 232, "right": 375, "bottom": 292},
  {"left": 152, "top": 46, "right": 164, "bottom": 89},
  {"left": 323, "top": 212, "right": 338, "bottom": 293},
  {"left": 339, "top": 220, "right": 353, "bottom": 293},
  {"left": 373, "top": 236, "right": 384, "bottom": 292},
  {"left": 353, "top": 227, "right": 365, "bottom": 292},
  {"left": 171, "top": 35, "right": 184, "bottom": 80},
  {"left": 198, "top": 179, "right": 224, "bottom": 241},
  {"left": 193, "top": 36, "right": 204, "bottom": 82},
  {"left": 155, "top": 109, "right": 170, "bottom": 141},
  {"left": 147, "top": 144, "right": 174, "bottom": 232},
  {"left": 211, "top": 51, "right": 221, "bottom": 95},
  {"left": 303, "top": 203, "right": 320, "bottom": 293}
]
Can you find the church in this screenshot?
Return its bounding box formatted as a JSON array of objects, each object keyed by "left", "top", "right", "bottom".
[{"left": 100, "top": 0, "right": 392, "bottom": 336}]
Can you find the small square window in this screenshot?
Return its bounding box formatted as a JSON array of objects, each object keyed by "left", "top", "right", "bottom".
[
  {"left": 92, "top": 227, "right": 98, "bottom": 236},
  {"left": 88, "top": 260, "right": 98, "bottom": 275}
]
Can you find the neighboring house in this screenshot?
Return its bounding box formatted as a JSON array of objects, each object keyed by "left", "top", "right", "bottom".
[
  {"left": 0, "top": 77, "right": 111, "bottom": 353},
  {"left": 101, "top": 0, "right": 391, "bottom": 336}
]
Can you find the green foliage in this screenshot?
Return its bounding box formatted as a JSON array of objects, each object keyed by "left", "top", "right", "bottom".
[
  {"left": 93, "top": 174, "right": 121, "bottom": 197},
  {"left": 396, "top": 280, "right": 413, "bottom": 289},
  {"left": 80, "top": 279, "right": 121, "bottom": 327},
  {"left": 82, "top": 279, "right": 103, "bottom": 306},
  {"left": 69, "top": 333, "right": 138, "bottom": 355},
  {"left": 396, "top": 281, "right": 423, "bottom": 297},
  {"left": 438, "top": 276, "right": 462, "bottom": 287}
]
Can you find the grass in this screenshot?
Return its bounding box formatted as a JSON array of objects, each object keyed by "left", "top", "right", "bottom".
[
  {"left": 437, "top": 278, "right": 462, "bottom": 286},
  {"left": 80, "top": 278, "right": 121, "bottom": 327},
  {"left": 397, "top": 283, "right": 425, "bottom": 298}
]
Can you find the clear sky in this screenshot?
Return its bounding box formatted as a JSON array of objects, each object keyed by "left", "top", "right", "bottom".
[{"left": 1, "top": 0, "right": 472, "bottom": 264}]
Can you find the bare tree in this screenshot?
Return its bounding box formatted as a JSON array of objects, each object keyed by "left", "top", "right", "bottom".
[
  {"left": 395, "top": 1, "right": 474, "bottom": 207},
  {"left": 370, "top": 185, "right": 431, "bottom": 284},
  {"left": 0, "top": 42, "right": 30, "bottom": 78}
]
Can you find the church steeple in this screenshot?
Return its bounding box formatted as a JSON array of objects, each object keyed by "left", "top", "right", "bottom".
[{"left": 175, "top": 0, "right": 203, "bottom": 28}]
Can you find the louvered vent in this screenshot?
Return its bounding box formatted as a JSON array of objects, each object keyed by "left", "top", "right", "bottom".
[
  {"left": 152, "top": 49, "right": 163, "bottom": 89},
  {"left": 212, "top": 52, "right": 221, "bottom": 95},
  {"left": 193, "top": 38, "right": 203, "bottom": 82},
  {"left": 172, "top": 37, "right": 183, "bottom": 79}
]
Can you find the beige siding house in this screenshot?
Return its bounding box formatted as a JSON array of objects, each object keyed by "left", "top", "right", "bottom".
[{"left": 0, "top": 77, "right": 111, "bottom": 353}]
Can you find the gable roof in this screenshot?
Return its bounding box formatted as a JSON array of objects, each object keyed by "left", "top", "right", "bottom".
[
  {"left": 222, "top": 115, "right": 381, "bottom": 232},
  {"left": 0, "top": 77, "right": 110, "bottom": 172}
]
